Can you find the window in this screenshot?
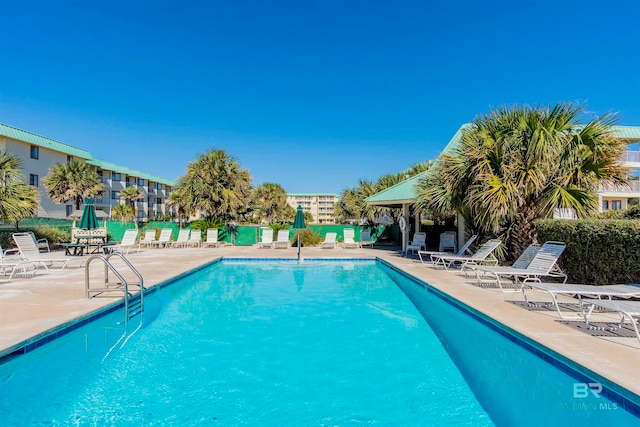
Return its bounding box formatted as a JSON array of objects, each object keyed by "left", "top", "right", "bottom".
[
  {"left": 111, "top": 191, "right": 120, "bottom": 200},
  {"left": 111, "top": 172, "right": 121, "bottom": 181},
  {"left": 29, "top": 174, "right": 38, "bottom": 186},
  {"left": 126, "top": 176, "right": 134, "bottom": 187},
  {"left": 602, "top": 200, "right": 609, "bottom": 210},
  {"left": 156, "top": 183, "right": 164, "bottom": 190},
  {"left": 65, "top": 205, "right": 73, "bottom": 217},
  {"left": 137, "top": 178, "right": 145, "bottom": 186},
  {"left": 30, "top": 145, "right": 39, "bottom": 159},
  {"left": 67, "top": 155, "right": 73, "bottom": 163},
  {"left": 612, "top": 200, "right": 622, "bottom": 210},
  {"left": 156, "top": 197, "right": 163, "bottom": 205}
]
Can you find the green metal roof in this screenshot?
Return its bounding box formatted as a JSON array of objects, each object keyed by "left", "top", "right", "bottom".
[
  {"left": 86, "top": 159, "right": 175, "bottom": 186},
  {"left": 363, "top": 171, "right": 428, "bottom": 206},
  {"left": 612, "top": 125, "right": 640, "bottom": 141},
  {"left": 0, "top": 123, "right": 93, "bottom": 159},
  {"left": 0, "top": 123, "right": 175, "bottom": 186}
]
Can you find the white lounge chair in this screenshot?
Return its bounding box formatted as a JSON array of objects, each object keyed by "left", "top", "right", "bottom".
[
  {"left": 343, "top": 228, "right": 358, "bottom": 249},
  {"left": 202, "top": 228, "right": 219, "bottom": 248},
  {"left": 152, "top": 228, "right": 173, "bottom": 248},
  {"left": 522, "top": 282, "right": 640, "bottom": 319},
  {"left": 258, "top": 228, "right": 274, "bottom": 249},
  {"left": 473, "top": 241, "right": 567, "bottom": 292},
  {"left": 0, "top": 245, "right": 39, "bottom": 280},
  {"left": 359, "top": 230, "right": 374, "bottom": 248},
  {"left": 12, "top": 232, "right": 70, "bottom": 270},
  {"left": 140, "top": 230, "right": 157, "bottom": 248},
  {"left": 171, "top": 229, "right": 190, "bottom": 248},
  {"left": 319, "top": 232, "right": 337, "bottom": 249},
  {"left": 187, "top": 230, "right": 202, "bottom": 247},
  {"left": 582, "top": 299, "right": 640, "bottom": 344},
  {"left": 274, "top": 230, "right": 290, "bottom": 249},
  {"left": 113, "top": 229, "right": 140, "bottom": 254},
  {"left": 469, "top": 242, "right": 540, "bottom": 274},
  {"left": 418, "top": 235, "right": 478, "bottom": 265},
  {"left": 431, "top": 239, "right": 502, "bottom": 271}
]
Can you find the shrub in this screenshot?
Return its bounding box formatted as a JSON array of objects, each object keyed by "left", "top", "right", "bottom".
[
  {"left": 535, "top": 219, "right": 640, "bottom": 284},
  {"left": 293, "top": 228, "right": 322, "bottom": 247},
  {"left": 33, "top": 225, "right": 72, "bottom": 247}
]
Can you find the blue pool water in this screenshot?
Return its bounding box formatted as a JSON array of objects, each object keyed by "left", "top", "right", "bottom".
[{"left": 0, "top": 260, "right": 638, "bottom": 426}]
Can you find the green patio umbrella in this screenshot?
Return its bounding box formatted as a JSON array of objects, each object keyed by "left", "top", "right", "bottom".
[
  {"left": 293, "top": 205, "right": 306, "bottom": 262},
  {"left": 78, "top": 198, "right": 100, "bottom": 230}
]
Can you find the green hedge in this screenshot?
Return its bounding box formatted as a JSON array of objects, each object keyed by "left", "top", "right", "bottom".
[{"left": 535, "top": 219, "right": 640, "bottom": 285}]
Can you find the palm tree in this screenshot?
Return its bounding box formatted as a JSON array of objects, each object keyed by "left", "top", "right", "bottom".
[
  {"left": 252, "top": 183, "right": 289, "bottom": 223},
  {"left": 0, "top": 151, "right": 39, "bottom": 224},
  {"left": 175, "top": 149, "right": 252, "bottom": 222},
  {"left": 120, "top": 186, "right": 143, "bottom": 223},
  {"left": 42, "top": 160, "right": 105, "bottom": 210},
  {"left": 415, "top": 103, "right": 627, "bottom": 258},
  {"left": 111, "top": 204, "right": 133, "bottom": 222},
  {"left": 166, "top": 187, "right": 193, "bottom": 228}
]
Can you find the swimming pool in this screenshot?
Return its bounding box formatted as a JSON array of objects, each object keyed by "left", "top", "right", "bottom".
[{"left": 0, "top": 259, "right": 638, "bottom": 425}]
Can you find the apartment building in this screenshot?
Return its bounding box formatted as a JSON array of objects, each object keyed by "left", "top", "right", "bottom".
[
  {"left": 286, "top": 193, "right": 338, "bottom": 224},
  {"left": 0, "top": 123, "right": 175, "bottom": 221},
  {"left": 598, "top": 126, "right": 640, "bottom": 211}
]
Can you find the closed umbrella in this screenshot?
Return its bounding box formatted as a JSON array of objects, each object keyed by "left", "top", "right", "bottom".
[
  {"left": 293, "top": 205, "right": 306, "bottom": 263},
  {"left": 79, "top": 198, "right": 100, "bottom": 233}
]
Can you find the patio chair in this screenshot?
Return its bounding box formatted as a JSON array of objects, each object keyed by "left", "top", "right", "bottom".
[
  {"left": 140, "top": 230, "right": 157, "bottom": 248},
  {"left": 359, "top": 229, "right": 374, "bottom": 248},
  {"left": 343, "top": 228, "right": 358, "bottom": 249},
  {"left": 187, "top": 229, "right": 202, "bottom": 247},
  {"left": 274, "top": 229, "right": 290, "bottom": 249},
  {"left": 582, "top": 299, "right": 640, "bottom": 344},
  {"left": 473, "top": 241, "right": 567, "bottom": 292},
  {"left": 258, "top": 228, "right": 274, "bottom": 249},
  {"left": 522, "top": 282, "right": 640, "bottom": 319},
  {"left": 151, "top": 228, "right": 173, "bottom": 248},
  {"left": 202, "top": 228, "right": 219, "bottom": 248},
  {"left": 439, "top": 231, "right": 457, "bottom": 253},
  {"left": 319, "top": 232, "right": 337, "bottom": 249},
  {"left": 418, "top": 235, "right": 477, "bottom": 265},
  {"left": 171, "top": 229, "right": 190, "bottom": 248},
  {"left": 405, "top": 232, "right": 426, "bottom": 256},
  {"left": 112, "top": 229, "right": 140, "bottom": 254},
  {"left": 11, "top": 232, "right": 70, "bottom": 270},
  {"left": 430, "top": 239, "right": 502, "bottom": 272}
]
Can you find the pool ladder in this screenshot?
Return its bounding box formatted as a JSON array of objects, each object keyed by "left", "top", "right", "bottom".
[{"left": 85, "top": 252, "right": 145, "bottom": 322}]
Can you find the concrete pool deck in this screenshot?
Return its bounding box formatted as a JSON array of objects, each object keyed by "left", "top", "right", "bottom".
[{"left": 1, "top": 244, "right": 639, "bottom": 401}]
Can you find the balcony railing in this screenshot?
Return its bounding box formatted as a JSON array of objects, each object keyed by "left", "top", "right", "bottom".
[
  {"left": 624, "top": 151, "right": 640, "bottom": 163},
  {"left": 599, "top": 181, "right": 640, "bottom": 193}
]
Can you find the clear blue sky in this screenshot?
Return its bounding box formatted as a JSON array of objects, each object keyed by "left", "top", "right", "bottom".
[{"left": 1, "top": 0, "right": 639, "bottom": 194}]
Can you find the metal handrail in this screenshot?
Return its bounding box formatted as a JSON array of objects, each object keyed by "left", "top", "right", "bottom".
[{"left": 85, "top": 253, "right": 145, "bottom": 323}]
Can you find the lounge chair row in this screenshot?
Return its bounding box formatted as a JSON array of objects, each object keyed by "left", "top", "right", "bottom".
[
  {"left": 113, "top": 228, "right": 220, "bottom": 253},
  {"left": 419, "top": 237, "right": 640, "bottom": 345},
  {"left": 257, "top": 228, "right": 375, "bottom": 249}
]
